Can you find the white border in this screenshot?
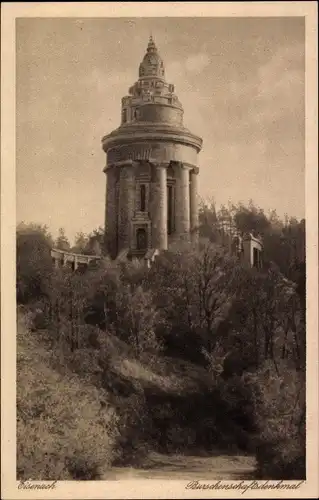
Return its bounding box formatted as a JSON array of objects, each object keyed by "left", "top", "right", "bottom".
[{"left": 1, "top": 2, "right": 318, "bottom": 499}]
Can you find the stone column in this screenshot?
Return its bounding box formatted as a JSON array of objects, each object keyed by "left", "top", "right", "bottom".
[
  {"left": 118, "top": 162, "right": 135, "bottom": 253},
  {"left": 150, "top": 163, "right": 168, "bottom": 249},
  {"left": 105, "top": 166, "right": 117, "bottom": 258},
  {"left": 175, "top": 163, "right": 190, "bottom": 239},
  {"left": 189, "top": 167, "right": 199, "bottom": 242}
]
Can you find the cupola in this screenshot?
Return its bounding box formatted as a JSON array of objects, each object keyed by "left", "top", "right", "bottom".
[{"left": 138, "top": 35, "right": 165, "bottom": 80}]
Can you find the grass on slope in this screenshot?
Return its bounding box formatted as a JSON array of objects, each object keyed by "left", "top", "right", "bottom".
[{"left": 17, "top": 312, "right": 118, "bottom": 480}]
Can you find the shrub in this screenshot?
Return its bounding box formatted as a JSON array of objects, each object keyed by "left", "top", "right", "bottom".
[
  {"left": 112, "top": 284, "right": 163, "bottom": 358},
  {"left": 188, "top": 376, "right": 258, "bottom": 453},
  {"left": 17, "top": 323, "right": 119, "bottom": 480},
  {"left": 243, "top": 362, "right": 306, "bottom": 479},
  {"left": 112, "top": 391, "right": 151, "bottom": 466},
  {"left": 17, "top": 225, "right": 54, "bottom": 304}
]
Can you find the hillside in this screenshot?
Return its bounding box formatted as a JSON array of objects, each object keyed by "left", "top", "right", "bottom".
[
  {"left": 17, "top": 309, "right": 117, "bottom": 479},
  {"left": 16, "top": 222, "right": 306, "bottom": 481},
  {"left": 17, "top": 306, "right": 258, "bottom": 480}
]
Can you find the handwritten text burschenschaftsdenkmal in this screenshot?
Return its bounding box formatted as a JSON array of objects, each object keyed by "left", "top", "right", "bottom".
[{"left": 186, "top": 480, "right": 305, "bottom": 494}]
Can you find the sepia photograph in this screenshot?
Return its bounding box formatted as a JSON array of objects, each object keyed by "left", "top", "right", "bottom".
[{"left": 1, "top": 2, "right": 318, "bottom": 499}]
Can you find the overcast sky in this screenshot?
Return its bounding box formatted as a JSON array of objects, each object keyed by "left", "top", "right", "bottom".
[{"left": 16, "top": 17, "right": 305, "bottom": 243}]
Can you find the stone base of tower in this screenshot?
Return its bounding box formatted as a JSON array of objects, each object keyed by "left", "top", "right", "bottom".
[{"left": 104, "top": 160, "right": 200, "bottom": 260}]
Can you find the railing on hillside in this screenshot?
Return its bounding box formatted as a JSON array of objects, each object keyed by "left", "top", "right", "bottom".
[{"left": 50, "top": 248, "right": 102, "bottom": 271}]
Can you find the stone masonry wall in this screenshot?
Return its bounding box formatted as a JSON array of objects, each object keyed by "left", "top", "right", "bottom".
[
  {"left": 107, "top": 141, "right": 198, "bottom": 166},
  {"left": 105, "top": 167, "right": 118, "bottom": 258},
  {"left": 117, "top": 165, "right": 135, "bottom": 253},
  {"left": 138, "top": 103, "right": 183, "bottom": 125},
  {"left": 105, "top": 159, "right": 200, "bottom": 256}
]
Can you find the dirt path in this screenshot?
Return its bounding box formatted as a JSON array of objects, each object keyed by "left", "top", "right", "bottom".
[{"left": 104, "top": 452, "right": 257, "bottom": 480}]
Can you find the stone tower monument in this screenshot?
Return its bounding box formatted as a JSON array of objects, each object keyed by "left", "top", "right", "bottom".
[{"left": 102, "top": 36, "right": 203, "bottom": 259}]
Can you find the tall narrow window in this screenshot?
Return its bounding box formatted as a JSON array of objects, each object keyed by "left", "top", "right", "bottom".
[
  {"left": 167, "top": 185, "right": 174, "bottom": 235},
  {"left": 140, "top": 184, "right": 146, "bottom": 212},
  {"left": 122, "top": 108, "right": 127, "bottom": 123}
]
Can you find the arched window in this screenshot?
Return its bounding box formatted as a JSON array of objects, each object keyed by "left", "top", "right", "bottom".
[
  {"left": 136, "top": 228, "right": 147, "bottom": 250},
  {"left": 140, "top": 184, "right": 146, "bottom": 212}
]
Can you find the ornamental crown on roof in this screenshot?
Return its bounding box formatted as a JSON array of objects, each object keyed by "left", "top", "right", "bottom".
[{"left": 138, "top": 35, "right": 165, "bottom": 80}]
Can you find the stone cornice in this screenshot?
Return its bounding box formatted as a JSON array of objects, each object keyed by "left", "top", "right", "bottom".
[
  {"left": 102, "top": 126, "right": 203, "bottom": 153},
  {"left": 124, "top": 97, "right": 184, "bottom": 112},
  {"left": 149, "top": 161, "right": 170, "bottom": 169},
  {"left": 104, "top": 159, "right": 198, "bottom": 173},
  {"left": 104, "top": 159, "right": 135, "bottom": 172}
]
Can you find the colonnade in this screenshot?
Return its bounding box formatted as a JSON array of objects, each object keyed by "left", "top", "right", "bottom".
[{"left": 105, "top": 160, "right": 199, "bottom": 257}]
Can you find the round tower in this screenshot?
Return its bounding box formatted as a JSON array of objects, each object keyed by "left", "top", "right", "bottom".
[{"left": 102, "top": 36, "right": 203, "bottom": 259}]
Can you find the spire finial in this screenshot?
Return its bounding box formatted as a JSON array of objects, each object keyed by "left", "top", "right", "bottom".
[
  {"left": 147, "top": 33, "right": 156, "bottom": 52},
  {"left": 139, "top": 32, "right": 165, "bottom": 79}
]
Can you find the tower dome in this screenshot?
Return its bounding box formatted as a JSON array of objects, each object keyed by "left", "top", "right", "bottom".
[{"left": 139, "top": 35, "right": 165, "bottom": 79}]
